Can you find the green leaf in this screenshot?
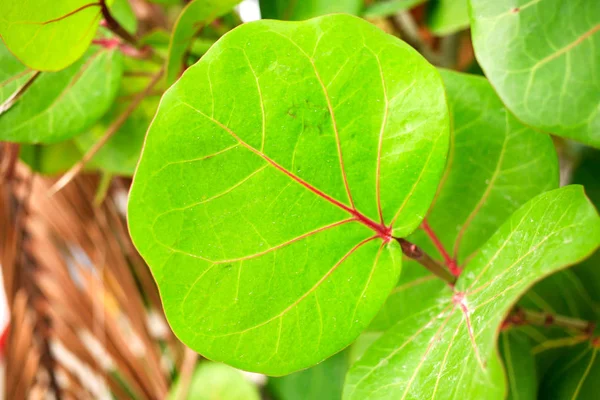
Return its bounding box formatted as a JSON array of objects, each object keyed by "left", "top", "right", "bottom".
[
  {"left": 0, "top": 44, "right": 123, "bottom": 144},
  {"left": 427, "top": 0, "right": 469, "bottom": 35},
  {"left": 167, "top": 362, "right": 260, "bottom": 400},
  {"left": 469, "top": 0, "right": 600, "bottom": 147},
  {"left": 111, "top": 0, "right": 138, "bottom": 35},
  {"left": 166, "top": 0, "right": 241, "bottom": 84},
  {"left": 259, "top": 0, "right": 363, "bottom": 20},
  {"left": 344, "top": 186, "right": 600, "bottom": 400},
  {"left": 370, "top": 69, "right": 558, "bottom": 331},
  {"left": 540, "top": 342, "right": 600, "bottom": 399},
  {"left": 267, "top": 350, "right": 349, "bottom": 400},
  {"left": 129, "top": 14, "right": 449, "bottom": 374},
  {"left": 0, "top": 1, "right": 106, "bottom": 71},
  {"left": 20, "top": 141, "right": 86, "bottom": 175},
  {"left": 499, "top": 330, "right": 537, "bottom": 400},
  {"left": 363, "top": 0, "right": 427, "bottom": 19}
]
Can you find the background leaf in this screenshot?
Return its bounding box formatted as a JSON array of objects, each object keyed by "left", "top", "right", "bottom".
[
  {"left": 363, "top": 0, "right": 427, "bottom": 19},
  {"left": 469, "top": 0, "right": 600, "bottom": 147},
  {"left": 259, "top": 0, "right": 363, "bottom": 20},
  {"left": 427, "top": 0, "right": 469, "bottom": 35},
  {"left": 129, "top": 14, "right": 449, "bottom": 375},
  {"left": 344, "top": 186, "right": 600, "bottom": 400},
  {"left": 0, "top": 44, "right": 123, "bottom": 144},
  {"left": 499, "top": 330, "right": 537, "bottom": 400},
  {"left": 0, "top": 0, "right": 105, "bottom": 71}
]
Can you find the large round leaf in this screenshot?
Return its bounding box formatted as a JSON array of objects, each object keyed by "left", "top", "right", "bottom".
[
  {"left": 470, "top": 0, "right": 600, "bottom": 147},
  {"left": 0, "top": 0, "right": 106, "bottom": 71},
  {"left": 128, "top": 14, "right": 449, "bottom": 375}
]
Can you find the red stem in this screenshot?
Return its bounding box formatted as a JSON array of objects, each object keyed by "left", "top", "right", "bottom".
[{"left": 421, "top": 219, "right": 461, "bottom": 277}]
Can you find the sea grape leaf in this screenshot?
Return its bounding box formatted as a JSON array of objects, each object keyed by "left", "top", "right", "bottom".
[
  {"left": 499, "top": 330, "right": 537, "bottom": 400},
  {"left": 344, "top": 185, "right": 600, "bottom": 400},
  {"left": 0, "top": 44, "right": 123, "bottom": 144},
  {"left": 259, "top": 0, "right": 363, "bottom": 20},
  {"left": 128, "top": 14, "right": 449, "bottom": 374},
  {"left": 167, "top": 362, "right": 260, "bottom": 400},
  {"left": 166, "top": 0, "right": 241, "bottom": 84},
  {"left": 267, "top": 350, "right": 349, "bottom": 400},
  {"left": 427, "top": 0, "right": 469, "bottom": 35},
  {"left": 369, "top": 69, "right": 558, "bottom": 331},
  {"left": 540, "top": 342, "right": 600, "bottom": 399},
  {"left": 0, "top": 0, "right": 106, "bottom": 71},
  {"left": 469, "top": 0, "right": 600, "bottom": 147},
  {"left": 363, "top": 0, "right": 427, "bottom": 19}
]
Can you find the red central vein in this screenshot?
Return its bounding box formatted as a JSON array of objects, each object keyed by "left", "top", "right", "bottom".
[
  {"left": 183, "top": 102, "right": 392, "bottom": 241},
  {"left": 41, "top": 2, "right": 101, "bottom": 25},
  {"left": 422, "top": 219, "right": 460, "bottom": 276}
]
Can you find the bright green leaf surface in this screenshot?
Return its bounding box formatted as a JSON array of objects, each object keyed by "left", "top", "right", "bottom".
[
  {"left": 0, "top": 44, "right": 123, "bottom": 144},
  {"left": 427, "top": 0, "right": 469, "bottom": 35},
  {"left": 0, "top": 0, "right": 105, "bottom": 71},
  {"left": 470, "top": 0, "right": 600, "bottom": 147},
  {"left": 259, "top": 0, "right": 363, "bottom": 20},
  {"left": 540, "top": 342, "right": 600, "bottom": 399},
  {"left": 370, "top": 69, "right": 558, "bottom": 331},
  {"left": 363, "top": 0, "right": 426, "bottom": 18},
  {"left": 267, "top": 350, "right": 349, "bottom": 400},
  {"left": 167, "top": 362, "right": 260, "bottom": 400},
  {"left": 344, "top": 186, "right": 600, "bottom": 399},
  {"left": 166, "top": 0, "right": 241, "bottom": 84},
  {"left": 129, "top": 14, "right": 449, "bottom": 374},
  {"left": 500, "top": 331, "right": 537, "bottom": 400}
]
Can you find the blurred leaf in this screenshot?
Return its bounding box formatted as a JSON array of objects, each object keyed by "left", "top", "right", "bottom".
[
  {"left": 166, "top": 0, "right": 241, "bottom": 84},
  {"left": 540, "top": 342, "right": 600, "bottom": 399},
  {"left": 0, "top": 0, "right": 105, "bottom": 71},
  {"left": 0, "top": 44, "right": 123, "bottom": 144},
  {"left": 20, "top": 141, "right": 86, "bottom": 175},
  {"left": 128, "top": 15, "right": 449, "bottom": 375},
  {"left": 260, "top": 0, "right": 363, "bottom": 20},
  {"left": 470, "top": 0, "right": 600, "bottom": 147},
  {"left": 363, "top": 0, "right": 426, "bottom": 18},
  {"left": 268, "top": 350, "right": 349, "bottom": 400},
  {"left": 168, "top": 362, "right": 260, "bottom": 400},
  {"left": 499, "top": 330, "right": 537, "bottom": 400},
  {"left": 110, "top": 0, "right": 138, "bottom": 34},
  {"left": 344, "top": 186, "right": 600, "bottom": 399},
  {"left": 427, "top": 0, "right": 469, "bottom": 35}
]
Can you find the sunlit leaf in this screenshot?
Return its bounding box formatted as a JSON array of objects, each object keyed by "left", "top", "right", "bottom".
[
  {"left": 129, "top": 14, "right": 449, "bottom": 374},
  {"left": 166, "top": 0, "right": 241, "bottom": 84},
  {"left": 167, "top": 362, "right": 260, "bottom": 400},
  {"left": 499, "top": 330, "right": 537, "bottom": 400},
  {"left": 344, "top": 186, "right": 600, "bottom": 399},
  {"left": 0, "top": 44, "right": 123, "bottom": 144},
  {"left": 259, "top": 0, "right": 363, "bottom": 20},
  {"left": 0, "top": 0, "right": 106, "bottom": 71},
  {"left": 469, "top": 0, "right": 600, "bottom": 147}
]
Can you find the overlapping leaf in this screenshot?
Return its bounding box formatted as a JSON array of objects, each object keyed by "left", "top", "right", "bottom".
[
  {"left": 0, "top": 43, "right": 123, "bottom": 144},
  {"left": 259, "top": 0, "right": 362, "bottom": 20},
  {"left": 166, "top": 0, "right": 241, "bottom": 84},
  {"left": 344, "top": 186, "right": 600, "bottom": 399},
  {"left": 0, "top": 0, "right": 106, "bottom": 71},
  {"left": 129, "top": 15, "right": 449, "bottom": 374},
  {"left": 370, "top": 70, "right": 558, "bottom": 331},
  {"left": 427, "top": 0, "right": 469, "bottom": 35},
  {"left": 470, "top": 0, "right": 600, "bottom": 147}
]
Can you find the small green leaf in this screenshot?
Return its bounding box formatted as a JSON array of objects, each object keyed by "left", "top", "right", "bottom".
[
  {"left": 0, "top": 1, "right": 106, "bottom": 71},
  {"left": 499, "top": 331, "right": 537, "bottom": 400},
  {"left": 540, "top": 342, "right": 600, "bottom": 399},
  {"left": 129, "top": 14, "right": 449, "bottom": 374},
  {"left": 469, "top": 0, "right": 600, "bottom": 147},
  {"left": 427, "top": 0, "right": 469, "bottom": 35},
  {"left": 267, "top": 350, "right": 349, "bottom": 400},
  {"left": 0, "top": 44, "right": 123, "bottom": 144},
  {"left": 167, "top": 362, "right": 260, "bottom": 400},
  {"left": 110, "top": 0, "right": 138, "bottom": 35},
  {"left": 344, "top": 186, "right": 600, "bottom": 399},
  {"left": 166, "top": 0, "right": 241, "bottom": 84},
  {"left": 363, "top": 0, "right": 427, "bottom": 19},
  {"left": 259, "top": 0, "right": 363, "bottom": 20}
]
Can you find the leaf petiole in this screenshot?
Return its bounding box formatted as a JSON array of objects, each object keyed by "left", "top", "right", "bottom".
[{"left": 395, "top": 237, "right": 457, "bottom": 285}]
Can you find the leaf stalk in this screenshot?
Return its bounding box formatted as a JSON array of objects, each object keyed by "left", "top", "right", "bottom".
[{"left": 395, "top": 238, "right": 457, "bottom": 285}]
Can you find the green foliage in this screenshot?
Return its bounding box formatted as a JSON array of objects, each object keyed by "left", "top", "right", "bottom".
[
  {"left": 500, "top": 331, "right": 537, "bottom": 400},
  {"left": 259, "top": 0, "right": 363, "bottom": 20},
  {"left": 470, "top": 0, "right": 600, "bottom": 147},
  {"left": 363, "top": 0, "right": 426, "bottom": 18},
  {"left": 427, "top": 0, "right": 469, "bottom": 35},
  {"left": 0, "top": 0, "right": 106, "bottom": 71},
  {"left": 0, "top": 44, "right": 123, "bottom": 144}
]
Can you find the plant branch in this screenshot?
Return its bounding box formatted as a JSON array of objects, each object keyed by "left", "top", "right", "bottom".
[
  {"left": 504, "top": 307, "right": 596, "bottom": 336},
  {"left": 395, "top": 238, "right": 457, "bottom": 285},
  {"left": 421, "top": 219, "right": 460, "bottom": 276},
  {"left": 48, "top": 67, "right": 164, "bottom": 196},
  {"left": 0, "top": 71, "right": 41, "bottom": 116}
]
